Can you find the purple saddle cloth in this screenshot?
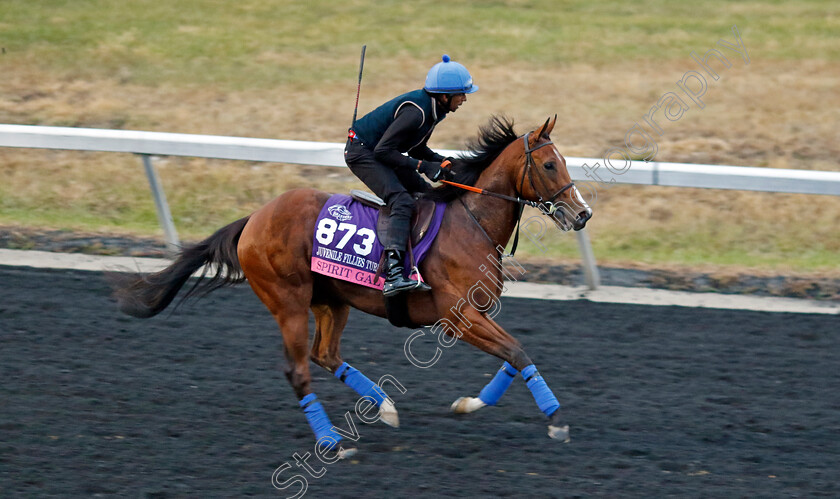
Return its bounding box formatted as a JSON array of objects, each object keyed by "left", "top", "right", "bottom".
[{"left": 311, "top": 194, "right": 446, "bottom": 289}]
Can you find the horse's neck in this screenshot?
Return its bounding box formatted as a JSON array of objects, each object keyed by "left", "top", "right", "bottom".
[{"left": 459, "top": 156, "right": 521, "bottom": 251}]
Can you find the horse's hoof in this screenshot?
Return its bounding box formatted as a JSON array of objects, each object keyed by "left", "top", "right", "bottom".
[
  {"left": 548, "top": 424, "right": 570, "bottom": 443},
  {"left": 379, "top": 399, "right": 399, "bottom": 428},
  {"left": 338, "top": 446, "right": 358, "bottom": 459},
  {"left": 450, "top": 396, "right": 487, "bottom": 414}
]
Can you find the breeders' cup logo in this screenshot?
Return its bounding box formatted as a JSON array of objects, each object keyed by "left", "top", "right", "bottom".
[{"left": 328, "top": 204, "right": 353, "bottom": 221}]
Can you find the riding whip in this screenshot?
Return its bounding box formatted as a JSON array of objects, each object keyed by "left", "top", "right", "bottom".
[{"left": 350, "top": 45, "right": 366, "bottom": 129}]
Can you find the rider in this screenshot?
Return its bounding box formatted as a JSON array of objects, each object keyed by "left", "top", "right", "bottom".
[{"left": 345, "top": 54, "right": 478, "bottom": 297}]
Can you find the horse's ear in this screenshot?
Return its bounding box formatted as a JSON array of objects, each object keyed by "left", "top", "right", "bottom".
[
  {"left": 529, "top": 115, "right": 557, "bottom": 147},
  {"left": 539, "top": 115, "right": 557, "bottom": 139}
]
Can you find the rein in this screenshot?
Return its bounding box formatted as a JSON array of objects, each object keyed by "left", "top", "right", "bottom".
[
  {"left": 440, "top": 131, "right": 576, "bottom": 258},
  {"left": 438, "top": 179, "right": 540, "bottom": 208}
]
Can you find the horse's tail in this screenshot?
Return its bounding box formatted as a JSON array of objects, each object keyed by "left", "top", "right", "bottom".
[{"left": 108, "top": 215, "right": 251, "bottom": 318}]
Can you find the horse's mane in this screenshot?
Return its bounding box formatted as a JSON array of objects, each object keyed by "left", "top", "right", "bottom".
[{"left": 423, "top": 115, "right": 518, "bottom": 203}]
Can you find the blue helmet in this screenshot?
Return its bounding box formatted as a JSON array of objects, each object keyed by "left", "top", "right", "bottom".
[{"left": 424, "top": 54, "right": 478, "bottom": 94}]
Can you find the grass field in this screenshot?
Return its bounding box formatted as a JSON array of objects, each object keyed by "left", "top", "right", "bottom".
[{"left": 1, "top": 0, "right": 838, "bottom": 272}]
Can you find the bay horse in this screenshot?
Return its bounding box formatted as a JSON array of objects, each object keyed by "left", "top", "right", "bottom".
[{"left": 110, "top": 115, "right": 592, "bottom": 456}]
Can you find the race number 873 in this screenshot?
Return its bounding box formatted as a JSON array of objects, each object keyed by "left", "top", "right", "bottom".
[{"left": 315, "top": 220, "right": 376, "bottom": 256}]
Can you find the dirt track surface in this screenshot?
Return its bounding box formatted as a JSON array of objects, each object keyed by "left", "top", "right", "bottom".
[{"left": 1, "top": 266, "right": 838, "bottom": 498}]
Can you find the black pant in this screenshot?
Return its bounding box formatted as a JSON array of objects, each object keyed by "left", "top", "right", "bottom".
[{"left": 344, "top": 139, "right": 429, "bottom": 251}]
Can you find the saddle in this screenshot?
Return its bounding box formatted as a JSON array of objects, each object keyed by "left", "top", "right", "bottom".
[{"left": 350, "top": 189, "right": 437, "bottom": 247}]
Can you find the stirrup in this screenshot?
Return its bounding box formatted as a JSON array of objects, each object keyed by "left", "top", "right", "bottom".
[
  {"left": 409, "top": 267, "right": 432, "bottom": 291},
  {"left": 383, "top": 267, "right": 431, "bottom": 297},
  {"left": 383, "top": 278, "right": 431, "bottom": 297}
]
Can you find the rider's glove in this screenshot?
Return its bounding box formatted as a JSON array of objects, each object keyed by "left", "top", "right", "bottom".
[
  {"left": 438, "top": 158, "right": 456, "bottom": 181},
  {"left": 418, "top": 160, "right": 454, "bottom": 182}
]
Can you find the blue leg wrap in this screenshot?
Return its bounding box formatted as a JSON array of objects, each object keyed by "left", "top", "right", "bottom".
[
  {"left": 334, "top": 362, "right": 388, "bottom": 406},
  {"left": 477, "top": 362, "right": 518, "bottom": 405},
  {"left": 299, "top": 393, "right": 342, "bottom": 448},
  {"left": 521, "top": 365, "right": 561, "bottom": 417}
]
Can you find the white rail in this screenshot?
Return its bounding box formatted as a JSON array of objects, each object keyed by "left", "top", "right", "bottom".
[{"left": 2, "top": 124, "right": 839, "bottom": 195}]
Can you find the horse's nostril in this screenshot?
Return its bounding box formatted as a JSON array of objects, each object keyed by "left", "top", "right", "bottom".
[{"left": 572, "top": 210, "right": 591, "bottom": 231}]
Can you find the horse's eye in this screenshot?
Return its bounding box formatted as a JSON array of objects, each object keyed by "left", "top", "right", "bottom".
[{"left": 543, "top": 161, "right": 556, "bottom": 170}]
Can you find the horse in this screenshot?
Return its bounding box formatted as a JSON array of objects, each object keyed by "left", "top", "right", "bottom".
[{"left": 109, "top": 115, "right": 593, "bottom": 457}]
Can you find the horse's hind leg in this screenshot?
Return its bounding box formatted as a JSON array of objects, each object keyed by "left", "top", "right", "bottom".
[
  {"left": 245, "top": 275, "right": 354, "bottom": 455},
  {"left": 310, "top": 302, "right": 400, "bottom": 428},
  {"left": 309, "top": 302, "right": 348, "bottom": 374}
]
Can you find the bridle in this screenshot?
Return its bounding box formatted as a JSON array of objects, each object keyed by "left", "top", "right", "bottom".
[
  {"left": 443, "top": 130, "right": 577, "bottom": 257},
  {"left": 518, "top": 133, "right": 575, "bottom": 217},
  {"left": 442, "top": 131, "right": 575, "bottom": 212}
]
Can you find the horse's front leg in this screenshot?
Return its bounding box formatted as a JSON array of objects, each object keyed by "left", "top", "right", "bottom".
[
  {"left": 451, "top": 361, "right": 517, "bottom": 413},
  {"left": 442, "top": 303, "right": 569, "bottom": 442}
]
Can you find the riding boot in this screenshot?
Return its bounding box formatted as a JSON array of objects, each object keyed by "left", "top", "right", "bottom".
[{"left": 382, "top": 249, "right": 432, "bottom": 297}]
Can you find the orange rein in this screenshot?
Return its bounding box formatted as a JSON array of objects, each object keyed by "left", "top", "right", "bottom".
[
  {"left": 438, "top": 179, "right": 539, "bottom": 208},
  {"left": 439, "top": 179, "right": 485, "bottom": 194}
]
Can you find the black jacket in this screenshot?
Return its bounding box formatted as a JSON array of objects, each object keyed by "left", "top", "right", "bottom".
[{"left": 351, "top": 89, "right": 447, "bottom": 170}]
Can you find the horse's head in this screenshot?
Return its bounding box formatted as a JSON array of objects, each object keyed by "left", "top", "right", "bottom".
[{"left": 516, "top": 116, "right": 592, "bottom": 231}]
